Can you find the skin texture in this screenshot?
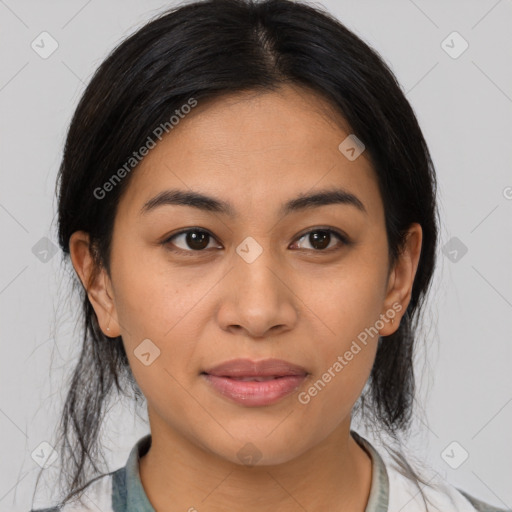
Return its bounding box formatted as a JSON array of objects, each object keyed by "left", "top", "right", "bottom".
[{"left": 70, "top": 84, "right": 422, "bottom": 511}]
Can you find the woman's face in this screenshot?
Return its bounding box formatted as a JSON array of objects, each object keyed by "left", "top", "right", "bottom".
[{"left": 75, "top": 84, "right": 421, "bottom": 465}]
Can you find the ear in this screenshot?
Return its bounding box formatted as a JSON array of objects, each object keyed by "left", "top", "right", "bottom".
[
  {"left": 69, "top": 231, "right": 121, "bottom": 338},
  {"left": 379, "top": 223, "right": 423, "bottom": 337}
]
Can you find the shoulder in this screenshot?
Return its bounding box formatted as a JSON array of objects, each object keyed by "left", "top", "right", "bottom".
[
  {"left": 29, "top": 468, "right": 121, "bottom": 512},
  {"left": 386, "top": 461, "right": 511, "bottom": 512},
  {"left": 457, "top": 489, "right": 512, "bottom": 512}
]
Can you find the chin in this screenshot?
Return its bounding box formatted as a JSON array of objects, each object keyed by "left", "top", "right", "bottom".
[{"left": 202, "top": 429, "right": 311, "bottom": 468}]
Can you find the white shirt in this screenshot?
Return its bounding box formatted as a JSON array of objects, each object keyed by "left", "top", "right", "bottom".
[{"left": 31, "top": 431, "right": 511, "bottom": 512}]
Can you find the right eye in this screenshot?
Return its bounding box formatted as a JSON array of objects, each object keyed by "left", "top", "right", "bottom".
[{"left": 162, "top": 228, "right": 222, "bottom": 254}]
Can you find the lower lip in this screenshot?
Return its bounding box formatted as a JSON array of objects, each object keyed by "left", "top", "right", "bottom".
[{"left": 202, "top": 374, "right": 307, "bottom": 407}]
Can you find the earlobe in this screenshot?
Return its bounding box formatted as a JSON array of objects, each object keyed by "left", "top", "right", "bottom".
[
  {"left": 68, "top": 231, "right": 121, "bottom": 338},
  {"left": 379, "top": 223, "right": 423, "bottom": 337},
  {"left": 379, "top": 267, "right": 401, "bottom": 337},
  {"left": 94, "top": 270, "right": 121, "bottom": 338}
]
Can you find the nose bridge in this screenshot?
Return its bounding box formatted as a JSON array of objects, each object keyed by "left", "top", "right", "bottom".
[
  {"left": 221, "top": 233, "right": 296, "bottom": 336},
  {"left": 234, "top": 234, "right": 278, "bottom": 295}
]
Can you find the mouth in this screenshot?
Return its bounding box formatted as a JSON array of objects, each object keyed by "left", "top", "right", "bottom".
[
  {"left": 202, "top": 357, "right": 308, "bottom": 378},
  {"left": 219, "top": 376, "right": 286, "bottom": 381},
  {"left": 200, "top": 358, "right": 309, "bottom": 407}
]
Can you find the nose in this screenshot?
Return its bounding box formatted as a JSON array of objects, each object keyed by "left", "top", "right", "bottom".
[{"left": 216, "top": 238, "right": 299, "bottom": 339}]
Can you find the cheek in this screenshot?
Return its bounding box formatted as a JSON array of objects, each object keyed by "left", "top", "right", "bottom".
[
  {"left": 298, "top": 284, "right": 381, "bottom": 435},
  {"left": 110, "top": 248, "right": 215, "bottom": 396},
  {"left": 306, "top": 259, "right": 387, "bottom": 344},
  {"left": 298, "top": 260, "right": 385, "bottom": 403},
  {"left": 111, "top": 246, "right": 203, "bottom": 339}
]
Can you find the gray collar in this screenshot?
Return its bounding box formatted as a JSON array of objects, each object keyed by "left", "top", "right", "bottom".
[
  {"left": 351, "top": 429, "right": 390, "bottom": 511},
  {"left": 112, "top": 431, "right": 389, "bottom": 512}
]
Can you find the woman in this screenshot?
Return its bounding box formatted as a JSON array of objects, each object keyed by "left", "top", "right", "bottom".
[{"left": 30, "top": 0, "right": 510, "bottom": 510}]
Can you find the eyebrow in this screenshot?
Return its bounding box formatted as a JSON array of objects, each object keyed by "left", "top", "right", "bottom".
[{"left": 140, "top": 187, "right": 367, "bottom": 217}]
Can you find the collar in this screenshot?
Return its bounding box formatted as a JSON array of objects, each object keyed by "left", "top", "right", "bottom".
[
  {"left": 112, "top": 430, "right": 389, "bottom": 512},
  {"left": 351, "top": 429, "right": 390, "bottom": 511}
]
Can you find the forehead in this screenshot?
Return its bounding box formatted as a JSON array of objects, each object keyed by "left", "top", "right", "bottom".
[{"left": 117, "top": 85, "right": 383, "bottom": 222}]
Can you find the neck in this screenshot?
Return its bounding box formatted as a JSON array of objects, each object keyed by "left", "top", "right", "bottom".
[{"left": 139, "top": 418, "right": 373, "bottom": 512}]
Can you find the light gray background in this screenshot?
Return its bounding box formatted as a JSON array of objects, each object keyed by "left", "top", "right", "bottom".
[{"left": 1, "top": 0, "right": 511, "bottom": 510}]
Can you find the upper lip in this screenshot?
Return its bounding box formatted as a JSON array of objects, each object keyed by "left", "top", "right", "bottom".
[{"left": 202, "top": 358, "right": 308, "bottom": 378}]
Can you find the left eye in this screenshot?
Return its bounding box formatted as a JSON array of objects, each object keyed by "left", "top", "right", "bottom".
[
  {"left": 291, "top": 228, "right": 347, "bottom": 252},
  {"left": 163, "top": 227, "right": 347, "bottom": 254}
]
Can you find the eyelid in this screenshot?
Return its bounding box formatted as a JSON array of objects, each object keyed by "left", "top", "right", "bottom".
[
  {"left": 161, "top": 227, "right": 220, "bottom": 256},
  {"left": 292, "top": 226, "right": 349, "bottom": 252},
  {"left": 162, "top": 226, "right": 349, "bottom": 254}
]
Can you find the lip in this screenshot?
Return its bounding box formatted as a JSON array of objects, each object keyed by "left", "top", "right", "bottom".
[
  {"left": 203, "top": 358, "right": 308, "bottom": 378},
  {"left": 201, "top": 358, "right": 309, "bottom": 407}
]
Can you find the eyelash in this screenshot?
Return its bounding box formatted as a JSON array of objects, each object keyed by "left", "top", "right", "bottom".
[{"left": 161, "top": 227, "right": 350, "bottom": 256}]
